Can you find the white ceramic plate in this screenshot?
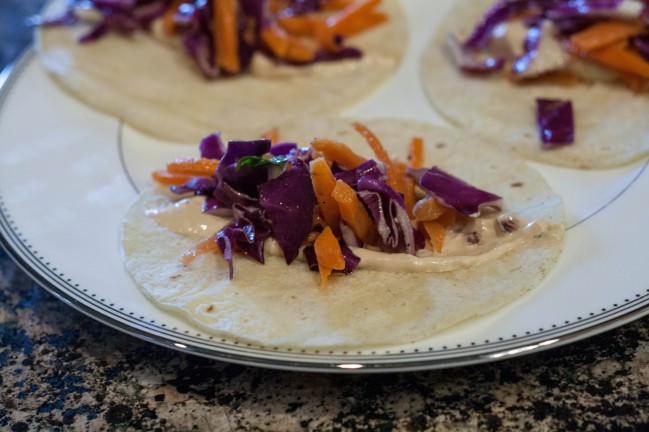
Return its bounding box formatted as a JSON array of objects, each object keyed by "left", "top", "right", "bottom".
[{"left": 1, "top": 0, "right": 648, "bottom": 373}]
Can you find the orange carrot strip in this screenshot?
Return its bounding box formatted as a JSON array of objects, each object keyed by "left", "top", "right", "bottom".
[
  {"left": 331, "top": 179, "right": 375, "bottom": 244},
  {"left": 387, "top": 160, "right": 415, "bottom": 217},
  {"left": 313, "top": 19, "right": 342, "bottom": 52},
  {"left": 352, "top": 121, "right": 407, "bottom": 195},
  {"left": 260, "top": 127, "right": 279, "bottom": 144},
  {"left": 408, "top": 136, "right": 424, "bottom": 170},
  {"left": 314, "top": 226, "right": 345, "bottom": 287},
  {"left": 167, "top": 158, "right": 219, "bottom": 177},
  {"left": 268, "top": 0, "right": 286, "bottom": 13},
  {"left": 261, "top": 23, "right": 291, "bottom": 57},
  {"left": 618, "top": 71, "right": 649, "bottom": 92},
  {"left": 586, "top": 41, "right": 649, "bottom": 79},
  {"left": 569, "top": 20, "right": 645, "bottom": 53},
  {"left": 401, "top": 170, "right": 416, "bottom": 219},
  {"left": 181, "top": 233, "right": 221, "bottom": 265},
  {"left": 422, "top": 221, "right": 446, "bottom": 253},
  {"left": 311, "top": 138, "right": 367, "bottom": 169},
  {"left": 437, "top": 207, "right": 457, "bottom": 228},
  {"left": 286, "top": 37, "right": 318, "bottom": 62},
  {"left": 336, "top": 11, "right": 387, "bottom": 37},
  {"left": 261, "top": 23, "right": 317, "bottom": 62},
  {"left": 277, "top": 15, "right": 321, "bottom": 37},
  {"left": 151, "top": 170, "right": 194, "bottom": 186},
  {"left": 214, "top": 0, "right": 241, "bottom": 73},
  {"left": 310, "top": 158, "right": 341, "bottom": 229},
  {"left": 321, "top": 0, "right": 354, "bottom": 10},
  {"left": 421, "top": 203, "right": 458, "bottom": 253},
  {"left": 326, "top": 0, "right": 381, "bottom": 34},
  {"left": 352, "top": 121, "right": 390, "bottom": 166},
  {"left": 162, "top": 0, "right": 186, "bottom": 35},
  {"left": 413, "top": 196, "right": 447, "bottom": 222}
]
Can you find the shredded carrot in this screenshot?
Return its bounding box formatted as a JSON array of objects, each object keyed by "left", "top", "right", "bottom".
[
  {"left": 401, "top": 170, "right": 416, "bottom": 219},
  {"left": 408, "top": 137, "right": 424, "bottom": 170},
  {"left": 214, "top": 0, "right": 241, "bottom": 73},
  {"left": 313, "top": 20, "right": 342, "bottom": 52},
  {"left": 352, "top": 121, "right": 390, "bottom": 166},
  {"left": 387, "top": 160, "right": 415, "bottom": 216},
  {"left": 260, "top": 127, "right": 279, "bottom": 144},
  {"left": 335, "top": 11, "right": 387, "bottom": 37},
  {"left": 267, "top": 0, "right": 288, "bottom": 14},
  {"left": 151, "top": 170, "right": 194, "bottom": 186},
  {"left": 278, "top": 15, "right": 321, "bottom": 37},
  {"left": 331, "top": 179, "right": 375, "bottom": 244},
  {"left": 261, "top": 23, "right": 317, "bottom": 63},
  {"left": 314, "top": 226, "right": 345, "bottom": 287},
  {"left": 321, "top": 0, "right": 355, "bottom": 10},
  {"left": 352, "top": 121, "right": 410, "bottom": 197},
  {"left": 420, "top": 206, "right": 457, "bottom": 253},
  {"left": 162, "top": 0, "right": 186, "bottom": 35},
  {"left": 310, "top": 158, "right": 341, "bottom": 230},
  {"left": 569, "top": 20, "right": 645, "bottom": 53},
  {"left": 326, "top": 0, "right": 381, "bottom": 35},
  {"left": 437, "top": 207, "right": 457, "bottom": 228},
  {"left": 311, "top": 138, "right": 367, "bottom": 169},
  {"left": 585, "top": 41, "right": 649, "bottom": 79},
  {"left": 413, "top": 197, "right": 447, "bottom": 222},
  {"left": 422, "top": 221, "right": 446, "bottom": 253},
  {"left": 618, "top": 71, "right": 649, "bottom": 93},
  {"left": 261, "top": 23, "right": 290, "bottom": 57},
  {"left": 166, "top": 158, "right": 219, "bottom": 177},
  {"left": 286, "top": 37, "right": 318, "bottom": 63},
  {"left": 181, "top": 233, "right": 221, "bottom": 265}
]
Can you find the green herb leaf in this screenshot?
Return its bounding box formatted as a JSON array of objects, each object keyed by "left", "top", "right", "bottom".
[{"left": 236, "top": 155, "right": 288, "bottom": 170}]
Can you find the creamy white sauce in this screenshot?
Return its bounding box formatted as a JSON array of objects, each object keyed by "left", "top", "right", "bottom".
[{"left": 148, "top": 196, "right": 558, "bottom": 273}]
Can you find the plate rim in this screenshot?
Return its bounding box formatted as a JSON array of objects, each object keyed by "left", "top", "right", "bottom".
[{"left": 2, "top": 48, "right": 649, "bottom": 373}]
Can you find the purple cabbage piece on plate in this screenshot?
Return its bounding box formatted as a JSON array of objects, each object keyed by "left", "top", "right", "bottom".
[
  {"left": 259, "top": 165, "right": 316, "bottom": 264},
  {"left": 536, "top": 98, "right": 574, "bottom": 147},
  {"left": 419, "top": 167, "right": 502, "bottom": 217}
]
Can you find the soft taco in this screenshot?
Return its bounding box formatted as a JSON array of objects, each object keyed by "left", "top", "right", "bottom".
[
  {"left": 420, "top": 0, "right": 649, "bottom": 169},
  {"left": 34, "top": 0, "right": 406, "bottom": 142},
  {"left": 120, "top": 118, "right": 564, "bottom": 349}
]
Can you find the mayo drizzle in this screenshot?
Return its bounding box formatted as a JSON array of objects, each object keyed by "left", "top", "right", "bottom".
[{"left": 147, "top": 197, "right": 559, "bottom": 273}]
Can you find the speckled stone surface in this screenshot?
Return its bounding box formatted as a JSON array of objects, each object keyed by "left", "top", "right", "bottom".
[{"left": 2, "top": 2, "right": 649, "bottom": 431}]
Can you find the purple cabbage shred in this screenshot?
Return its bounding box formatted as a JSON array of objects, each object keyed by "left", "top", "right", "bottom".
[
  {"left": 419, "top": 167, "right": 502, "bottom": 216},
  {"left": 536, "top": 98, "right": 575, "bottom": 147},
  {"left": 258, "top": 164, "right": 316, "bottom": 264}
]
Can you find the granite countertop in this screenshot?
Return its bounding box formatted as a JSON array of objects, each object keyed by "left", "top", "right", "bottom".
[{"left": 2, "top": 2, "right": 649, "bottom": 431}]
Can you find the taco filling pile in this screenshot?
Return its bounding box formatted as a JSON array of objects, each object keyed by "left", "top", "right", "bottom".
[
  {"left": 420, "top": 0, "right": 649, "bottom": 169},
  {"left": 448, "top": 0, "right": 649, "bottom": 91},
  {"left": 35, "top": 0, "right": 405, "bottom": 142},
  {"left": 37, "top": 0, "right": 389, "bottom": 79},
  {"left": 149, "top": 121, "right": 557, "bottom": 285},
  {"left": 121, "top": 119, "right": 564, "bottom": 348}
]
